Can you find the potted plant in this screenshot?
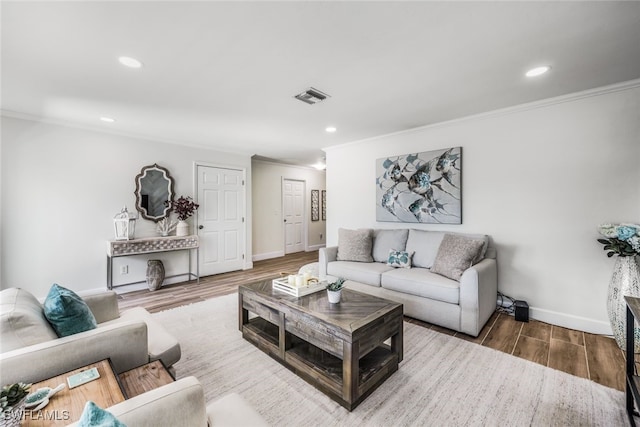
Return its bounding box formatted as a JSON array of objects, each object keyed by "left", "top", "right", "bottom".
[
  {"left": 166, "top": 196, "right": 199, "bottom": 236},
  {"left": 1, "top": 382, "right": 31, "bottom": 427},
  {"left": 326, "top": 278, "right": 345, "bottom": 304}
]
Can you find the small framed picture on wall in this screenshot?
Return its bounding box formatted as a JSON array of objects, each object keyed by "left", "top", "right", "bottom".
[{"left": 311, "top": 189, "right": 319, "bottom": 221}]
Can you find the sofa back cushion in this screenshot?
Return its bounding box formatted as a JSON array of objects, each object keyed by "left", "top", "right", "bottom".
[
  {"left": 405, "top": 230, "right": 446, "bottom": 268},
  {"left": 337, "top": 228, "right": 374, "bottom": 262},
  {"left": 372, "top": 229, "right": 409, "bottom": 263},
  {"left": 44, "top": 284, "right": 98, "bottom": 337},
  {"left": 0, "top": 288, "right": 58, "bottom": 352}
]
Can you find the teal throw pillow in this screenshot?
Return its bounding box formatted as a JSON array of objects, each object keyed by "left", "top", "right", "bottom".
[
  {"left": 78, "top": 401, "right": 127, "bottom": 427},
  {"left": 43, "top": 283, "right": 97, "bottom": 337},
  {"left": 387, "top": 249, "right": 413, "bottom": 268}
]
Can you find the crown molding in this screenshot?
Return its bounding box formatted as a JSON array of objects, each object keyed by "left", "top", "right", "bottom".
[
  {"left": 324, "top": 78, "right": 640, "bottom": 152},
  {"left": 0, "top": 109, "right": 249, "bottom": 159}
]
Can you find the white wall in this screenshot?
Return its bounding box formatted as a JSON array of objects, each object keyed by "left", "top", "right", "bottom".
[
  {"left": 1, "top": 116, "right": 252, "bottom": 298},
  {"left": 325, "top": 81, "right": 640, "bottom": 334},
  {"left": 252, "top": 159, "right": 325, "bottom": 260}
]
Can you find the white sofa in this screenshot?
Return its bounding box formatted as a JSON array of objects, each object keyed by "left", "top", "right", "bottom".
[
  {"left": 319, "top": 229, "right": 498, "bottom": 337},
  {"left": 0, "top": 287, "right": 180, "bottom": 384},
  {"left": 67, "top": 376, "right": 268, "bottom": 427}
]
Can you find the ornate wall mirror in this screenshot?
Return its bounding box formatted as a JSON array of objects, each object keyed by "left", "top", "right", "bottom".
[{"left": 134, "top": 164, "right": 175, "bottom": 222}]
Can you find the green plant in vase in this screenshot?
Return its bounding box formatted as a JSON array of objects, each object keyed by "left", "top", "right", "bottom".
[
  {"left": 1, "top": 382, "right": 31, "bottom": 426},
  {"left": 326, "top": 278, "right": 345, "bottom": 303}
]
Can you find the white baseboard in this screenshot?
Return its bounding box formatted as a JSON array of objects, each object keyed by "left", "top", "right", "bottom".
[
  {"left": 244, "top": 261, "right": 254, "bottom": 270},
  {"left": 252, "top": 250, "right": 284, "bottom": 262},
  {"left": 307, "top": 244, "right": 325, "bottom": 252},
  {"left": 111, "top": 274, "right": 191, "bottom": 295},
  {"left": 530, "top": 306, "right": 612, "bottom": 336}
]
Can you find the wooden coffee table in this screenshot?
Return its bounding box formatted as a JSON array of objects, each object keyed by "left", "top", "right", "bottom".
[{"left": 239, "top": 279, "right": 403, "bottom": 410}]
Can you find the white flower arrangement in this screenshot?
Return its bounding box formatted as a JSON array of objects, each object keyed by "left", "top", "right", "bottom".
[{"left": 597, "top": 223, "right": 640, "bottom": 257}]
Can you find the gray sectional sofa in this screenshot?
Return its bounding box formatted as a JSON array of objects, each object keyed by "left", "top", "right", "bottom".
[{"left": 319, "top": 228, "right": 497, "bottom": 337}]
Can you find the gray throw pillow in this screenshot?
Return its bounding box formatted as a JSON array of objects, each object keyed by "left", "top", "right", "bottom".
[
  {"left": 372, "top": 229, "right": 409, "bottom": 263},
  {"left": 337, "top": 228, "right": 374, "bottom": 262},
  {"left": 430, "top": 234, "right": 485, "bottom": 281}
]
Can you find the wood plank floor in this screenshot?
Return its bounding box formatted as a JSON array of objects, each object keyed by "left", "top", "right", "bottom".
[{"left": 117, "top": 251, "right": 626, "bottom": 392}]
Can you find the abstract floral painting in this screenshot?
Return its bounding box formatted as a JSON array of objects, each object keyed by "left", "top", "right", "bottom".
[{"left": 376, "top": 147, "right": 462, "bottom": 224}]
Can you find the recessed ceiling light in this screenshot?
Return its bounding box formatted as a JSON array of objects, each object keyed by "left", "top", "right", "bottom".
[
  {"left": 325, "top": 126, "right": 337, "bottom": 133},
  {"left": 100, "top": 117, "right": 116, "bottom": 123},
  {"left": 118, "top": 56, "right": 143, "bottom": 68},
  {"left": 525, "top": 66, "right": 551, "bottom": 77}
]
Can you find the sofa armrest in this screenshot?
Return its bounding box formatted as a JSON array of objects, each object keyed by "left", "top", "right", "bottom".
[
  {"left": 207, "top": 392, "right": 269, "bottom": 427},
  {"left": 67, "top": 377, "right": 208, "bottom": 427},
  {"left": 79, "top": 291, "right": 120, "bottom": 323},
  {"left": 319, "top": 246, "right": 338, "bottom": 280},
  {"left": 0, "top": 320, "right": 149, "bottom": 384},
  {"left": 458, "top": 258, "right": 498, "bottom": 337}
]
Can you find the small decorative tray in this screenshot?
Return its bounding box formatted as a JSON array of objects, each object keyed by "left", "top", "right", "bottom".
[{"left": 272, "top": 278, "right": 326, "bottom": 297}]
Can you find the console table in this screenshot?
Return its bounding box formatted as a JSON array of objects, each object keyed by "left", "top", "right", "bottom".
[{"left": 107, "top": 235, "right": 199, "bottom": 290}]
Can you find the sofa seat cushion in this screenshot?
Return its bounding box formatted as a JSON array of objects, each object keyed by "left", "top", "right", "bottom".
[
  {"left": 100, "top": 307, "right": 181, "bottom": 367},
  {"left": 381, "top": 268, "right": 460, "bottom": 304},
  {"left": 0, "top": 288, "right": 58, "bottom": 352},
  {"left": 327, "top": 261, "right": 394, "bottom": 287}
]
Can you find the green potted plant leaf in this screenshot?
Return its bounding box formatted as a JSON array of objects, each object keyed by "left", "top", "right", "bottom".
[
  {"left": 1, "top": 382, "right": 31, "bottom": 427},
  {"left": 326, "top": 278, "right": 345, "bottom": 304}
]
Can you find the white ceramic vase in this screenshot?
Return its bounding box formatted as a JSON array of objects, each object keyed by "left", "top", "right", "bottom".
[
  {"left": 606, "top": 255, "right": 640, "bottom": 352},
  {"left": 327, "top": 289, "right": 341, "bottom": 304},
  {"left": 176, "top": 220, "right": 189, "bottom": 237}
]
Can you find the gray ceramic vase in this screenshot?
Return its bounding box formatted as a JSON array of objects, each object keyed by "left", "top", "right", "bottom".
[{"left": 146, "top": 259, "right": 165, "bottom": 291}]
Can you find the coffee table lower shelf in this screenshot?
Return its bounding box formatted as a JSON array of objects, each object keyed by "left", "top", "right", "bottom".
[{"left": 243, "top": 316, "right": 400, "bottom": 410}]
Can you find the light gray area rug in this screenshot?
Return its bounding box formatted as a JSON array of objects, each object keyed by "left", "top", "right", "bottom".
[{"left": 153, "top": 294, "right": 626, "bottom": 426}]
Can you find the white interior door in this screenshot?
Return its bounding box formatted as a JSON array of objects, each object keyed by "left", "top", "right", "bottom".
[
  {"left": 283, "top": 179, "right": 305, "bottom": 254},
  {"left": 197, "top": 165, "right": 245, "bottom": 276}
]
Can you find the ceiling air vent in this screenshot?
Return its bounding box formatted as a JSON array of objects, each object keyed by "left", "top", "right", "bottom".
[{"left": 294, "top": 87, "right": 330, "bottom": 105}]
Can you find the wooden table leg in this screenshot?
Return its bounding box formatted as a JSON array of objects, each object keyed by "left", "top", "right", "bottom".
[
  {"left": 391, "top": 322, "right": 404, "bottom": 363},
  {"left": 343, "top": 340, "right": 359, "bottom": 405},
  {"left": 238, "top": 293, "right": 248, "bottom": 331}
]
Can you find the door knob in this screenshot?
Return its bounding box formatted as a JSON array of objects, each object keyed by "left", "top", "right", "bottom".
[{"left": 198, "top": 225, "right": 204, "bottom": 229}]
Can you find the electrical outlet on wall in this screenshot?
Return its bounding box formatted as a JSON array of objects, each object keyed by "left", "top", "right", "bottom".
[{"left": 120, "top": 265, "right": 128, "bottom": 275}]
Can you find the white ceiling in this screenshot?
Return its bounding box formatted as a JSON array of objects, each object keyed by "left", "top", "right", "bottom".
[{"left": 2, "top": 1, "right": 640, "bottom": 167}]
